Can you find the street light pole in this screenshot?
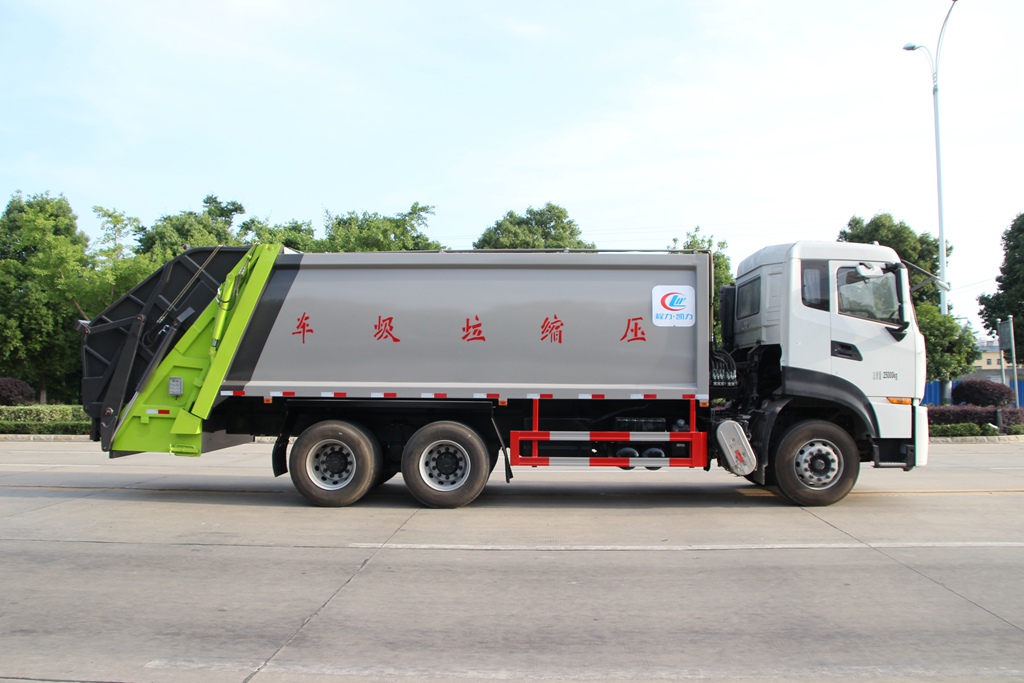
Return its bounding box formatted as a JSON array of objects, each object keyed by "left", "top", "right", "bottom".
[{"left": 905, "top": 0, "right": 958, "bottom": 403}]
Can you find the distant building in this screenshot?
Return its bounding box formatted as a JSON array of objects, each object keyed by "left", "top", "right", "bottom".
[{"left": 967, "top": 338, "right": 1008, "bottom": 382}]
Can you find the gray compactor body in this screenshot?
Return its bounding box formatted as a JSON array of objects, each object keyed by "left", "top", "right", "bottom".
[{"left": 223, "top": 251, "right": 712, "bottom": 402}]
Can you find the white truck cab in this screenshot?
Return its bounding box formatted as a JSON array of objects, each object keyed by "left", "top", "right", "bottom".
[{"left": 722, "top": 241, "right": 928, "bottom": 504}]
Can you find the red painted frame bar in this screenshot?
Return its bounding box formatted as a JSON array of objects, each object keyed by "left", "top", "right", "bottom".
[{"left": 510, "top": 399, "right": 708, "bottom": 468}]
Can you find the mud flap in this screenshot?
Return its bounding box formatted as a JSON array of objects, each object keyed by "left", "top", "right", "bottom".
[{"left": 715, "top": 420, "right": 757, "bottom": 477}]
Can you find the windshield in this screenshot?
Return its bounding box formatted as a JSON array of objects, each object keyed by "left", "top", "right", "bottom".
[{"left": 837, "top": 266, "right": 901, "bottom": 324}]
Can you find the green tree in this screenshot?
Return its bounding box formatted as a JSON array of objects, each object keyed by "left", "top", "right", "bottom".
[
  {"left": 915, "top": 303, "right": 981, "bottom": 382},
  {"left": 239, "top": 217, "right": 322, "bottom": 252},
  {"left": 0, "top": 192, "right": 91, "bottom": 403},
  {"left": 979, "top": 212, "right": 1024, "bottom": 360},
  {"left": 321, "top": 202, "right": 443, "bottom": 252},
  {"left": 839, "top": 212, "right": 977, "bottom": 383},
  {"left": 473, "top": 203, "right": 594, "bottom": 250},
  {"left": 669, "top": 226, "right": 732, "bottom": 344},
  {"left": 87, "top": 207, "right": 160, "bottom": 311},
  {"left": 839, "top": 213, "right": 944, "bottom": 307},
  {"left": 135, "top": 194, "right": 245, "bottom": 260}
]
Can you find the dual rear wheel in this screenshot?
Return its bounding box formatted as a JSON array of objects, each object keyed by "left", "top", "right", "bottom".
[{"left": 289, "top": 419, "right": 490, "bottom": 508}]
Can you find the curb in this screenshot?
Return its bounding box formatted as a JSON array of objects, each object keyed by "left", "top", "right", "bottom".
[{"left": 928, "top": 435, "right": 1024, "bottom": 444}]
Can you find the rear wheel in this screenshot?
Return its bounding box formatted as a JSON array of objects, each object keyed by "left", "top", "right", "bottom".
[
  {"left": 289, "top": 420, "right": 380, "bottom": 507},
  {"left": 401, "top": 421, "right": 490, "bottom": 508},
  {"left": 773, "top": 420, "right": 859, "bottom": 506}
]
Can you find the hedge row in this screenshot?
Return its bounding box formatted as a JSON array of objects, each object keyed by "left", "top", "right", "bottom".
[
  {"left": 0, "top": 405, "right": 90, "bottom": 422},
  {"left": 928, "top": 423, "right": 999, "bottom": 437},
  {"left": 0, "top": 405, "right": 91, "bottom": 435},
  {"left": 927, "top": 406, "right": 1024, "bottom": 427},
  {"left": 0, "top": 422, "right": 91, "bottom": 435}
]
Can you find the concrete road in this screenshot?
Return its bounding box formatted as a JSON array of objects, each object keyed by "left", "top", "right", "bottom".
[{"left": 1, "top": 440, "right": 1023, "bottom": 683}]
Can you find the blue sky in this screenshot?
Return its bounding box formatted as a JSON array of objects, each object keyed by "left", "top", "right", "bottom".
[{"left": 3, "top": 0, "right": 1022, "bottom": 332}]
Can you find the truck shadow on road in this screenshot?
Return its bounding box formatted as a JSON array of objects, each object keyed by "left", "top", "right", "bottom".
[
  {"left": 365, "top": 479, "right": 790, "bottom": 510},
  {"left": 0, "top": 475, "right": 792, "bottom": 510}
]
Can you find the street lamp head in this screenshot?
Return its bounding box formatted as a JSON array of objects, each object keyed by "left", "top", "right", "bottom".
[{"left": 903, "top": 42, "right": 919, "bottom": 51}]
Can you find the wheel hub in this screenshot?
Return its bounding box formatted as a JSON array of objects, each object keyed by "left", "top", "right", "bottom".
[
  {"left": 434, "top": 451, "right": 459, "bottom": 475},
  {"left": 793, "top": 440, "right": 842, "bottom": 489},
  {"left": 809, "top": 454, "right": 831, "bottom": 474},
  {"left": 307, "top": 440, "right": 356, "bottom": 490},
  {"left": 323, "top": 451, "right": 347, "bottom": 476},
  {"left": 420, "top": 440, "right": 470, "bottom": 492}
]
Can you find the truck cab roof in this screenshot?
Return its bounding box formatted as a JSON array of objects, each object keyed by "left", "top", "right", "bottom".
[{"left": 736, "top": 241, "right": 901, "bottom": 280}]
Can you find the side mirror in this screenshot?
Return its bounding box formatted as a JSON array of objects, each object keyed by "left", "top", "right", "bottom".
[{"left": 854, "top": 262, "right": 884, "bottom": 280}]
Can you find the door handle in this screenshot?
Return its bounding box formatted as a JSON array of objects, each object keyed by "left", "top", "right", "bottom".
[{"left": 831, "top": 341, "right": 863, "bottom": 361}]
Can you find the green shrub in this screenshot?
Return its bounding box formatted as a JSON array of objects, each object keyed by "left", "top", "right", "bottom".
[
  {"left": 1006, "top": 425, "right": 1024, "bottom": 436},
  {"left": 0, "top": 378, "right": 35, "bottom": 406},
  {"left": 0, "top": 405, "right": 90, "bottom": 434},
  {"left": 952, "top": 379, "right": 1014, "bottom": 407},
  {"left": 929, "top": 423, "right": 981, "bottom": 437},
  {"left": 0, "top": 421, "right": 90, "bottom": 435},
  {"left": 980, "top": 423, "right": 999, "bottom": 437},
  {"left": 0, "top": 405, "right": 89, "bottom": 422}
]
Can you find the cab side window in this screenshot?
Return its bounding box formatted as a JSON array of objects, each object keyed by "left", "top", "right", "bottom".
[
  {"left": 801, "top": 260, "right": 829, "bottom": 312},
  {"left": 736, "top": 277, "right": 761, "bottom": 319}
]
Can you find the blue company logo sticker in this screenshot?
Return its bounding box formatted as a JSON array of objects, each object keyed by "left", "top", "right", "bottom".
[{"left": 652, "top": 285, "right": 696, "bottom": 327}]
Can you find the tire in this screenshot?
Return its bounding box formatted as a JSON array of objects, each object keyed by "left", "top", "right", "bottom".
[
  {"left": 401, "top": 421, "right": 490, "bottom": 508},
  {"left": 773, "top": 420, "right": 859, "bottom": 506},
  {"left": 289, "top": 420, "right": 380, "bottom": 507}
]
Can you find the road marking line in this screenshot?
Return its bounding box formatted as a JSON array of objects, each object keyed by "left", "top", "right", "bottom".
[
  {"left": 739, "top": 487, "right": 1024, "bottom": 497},
  {"left": 342, "top": 541, "right": 1024, "bottom": 552},
  {"left": 851, "top": 489, "right": 1024, "bottom": 496}
]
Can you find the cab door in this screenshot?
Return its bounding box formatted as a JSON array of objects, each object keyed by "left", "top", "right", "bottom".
[{"left": 829, "top": 260, "right": 920, "bottom": 438}]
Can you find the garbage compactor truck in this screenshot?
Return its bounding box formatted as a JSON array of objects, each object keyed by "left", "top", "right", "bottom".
[{"left": 77, "top": 241, "right": 928, "bottom": 508}]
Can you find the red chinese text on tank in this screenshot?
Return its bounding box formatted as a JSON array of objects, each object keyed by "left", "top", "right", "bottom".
[
  {"left": 462, "top": 315, "right": 486, "bottom": 342},
  {"left": 374, "top": 315, "right": 401, "bottom": 342},
  {"left": 619, "top": 316, "right": 647, "bottom": 342},
  {"left": 541, "top": 315, "right": 564, "bottom": 344},
  {"left": 292, "top": 312, "right": 314, "bottom": 344}
]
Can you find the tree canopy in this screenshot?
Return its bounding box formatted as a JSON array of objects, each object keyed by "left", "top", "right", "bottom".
[
  {"left": 473, "top": 203, "right": 593, "bottom": 250},
  {"left": 839, "top": 213, "right": 945, "bottom": 307},
  {"left": 0, "top": 191, "right": 458, "bottom": 405},
  {"left": 0, "top": 192, "right": 92, "bottom": 403},
  {"left": 320, "top": 202, "right": 443, "bottom": 252},
  {"left": 914, "top": 303, "right": 980, "bottom": 382},
  {"left": 135, "top": 194, "right": 245, "bottom": 260},
  {"left": 239, "top": 217, "right": 320, "bottom": 253},
  {"left": 839, "top": 213, "right": 978, "bottom": 382},
  {"left": 88, "top": 207, "right": 159, "bottom": 311},
  {"left": 979, "top": 212, "right": 1024, "bottom": 360}
]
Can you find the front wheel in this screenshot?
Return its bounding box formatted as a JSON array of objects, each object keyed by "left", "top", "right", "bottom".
[
  {"left": 401, "top": 421, "right": 490, "bottom": 508},
  {"left": 289, "top": 420, "right": 380, "bottom": 507},
  {"left": 773, "top": 420, "right": 859, "bottom": 506}
]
